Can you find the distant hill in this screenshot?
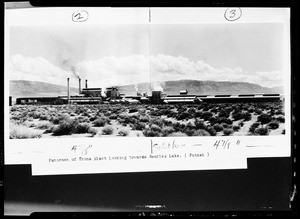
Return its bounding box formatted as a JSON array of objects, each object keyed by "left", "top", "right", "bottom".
[
  {"left": 116, "top": 80, "right": 284, "bottom": 96},
  {"left": 9, "top": 79, "right": 284, "bottom": 100},
  {"left": 9, "top": 80, "right": 78, "bottom": 99}
]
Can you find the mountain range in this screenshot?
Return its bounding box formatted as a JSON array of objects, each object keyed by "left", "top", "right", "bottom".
[
  {"left": 116, "top": 80, "right": 284, "bottom": 96},
  {"left": 9, "top": 80, "right": 78, "bottom": 99},
  {"left": 9, "top": 80, "right": 284, "bottom": 99}
]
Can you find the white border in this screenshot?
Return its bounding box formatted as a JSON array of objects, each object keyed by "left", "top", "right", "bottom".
[
  {"left": 151, "top": 7, "right": 290, "bottom": 23},
  {"left": 4, "top": 7, "right": 291, "bottom": 167}
]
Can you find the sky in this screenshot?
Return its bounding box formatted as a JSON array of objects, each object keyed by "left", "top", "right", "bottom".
[{"left": 9, "top": 23, "right": 285, "bottom": 89}]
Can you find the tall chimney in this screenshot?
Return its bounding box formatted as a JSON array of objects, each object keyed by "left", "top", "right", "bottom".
[
  {"left": 79, "top": 78, "right": 81, "bottom": 94},
  {"left": 85, "top": 79, "right": 88, "bottom": 88},
  {"left": 67, "top": 78, "right": 70, "bottom": 103}
]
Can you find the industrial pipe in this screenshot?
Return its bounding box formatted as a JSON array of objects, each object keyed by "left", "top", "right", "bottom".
[
  {"left": 67, "top": 78, "right": 70, "bottom": 103},
  {"left": 79, "top": 78, "right": 81, "bottom": 94}
]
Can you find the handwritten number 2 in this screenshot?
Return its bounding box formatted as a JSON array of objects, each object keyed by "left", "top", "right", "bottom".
[
  {"left": 74, "top": 13, "right": 84, "bottom": 20},
  {"left": 72, "top": 10, "right": 89, "bottom": 22}
]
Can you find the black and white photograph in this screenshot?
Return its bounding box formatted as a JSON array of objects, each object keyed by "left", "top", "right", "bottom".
[
  {"left": 4, "top": 4, "right": 295, "bottom": 216},
  {"left": 8, "top": 19, "right": 287, "bottom": 139}
]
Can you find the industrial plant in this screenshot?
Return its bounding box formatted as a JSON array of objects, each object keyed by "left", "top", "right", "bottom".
[{"left": 15, "top": 77, "right": 283, "bottom": 105}]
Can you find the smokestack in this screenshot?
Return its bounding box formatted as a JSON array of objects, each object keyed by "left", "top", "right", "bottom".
[
  {"left": 79, "top": 78, "right": 81, "bottom": 94},
  {"left": 85, "top": 79, "right": 88, "bottom": 88},
  {"left": 67, "top": 78, "right": 70, "bottom": 103}
]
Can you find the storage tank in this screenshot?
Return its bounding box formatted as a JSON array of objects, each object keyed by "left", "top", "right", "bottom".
[{"left": 152, "top": 91, "right": 162, "bottom": 104}]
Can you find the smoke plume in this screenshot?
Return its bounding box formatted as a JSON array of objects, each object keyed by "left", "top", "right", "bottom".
[
  {"left": 151, "top": 81, "right": 164, "bottom": 92},
  {"left": 71, "top": 66, "right": 80, "bottom": 79},
  {"left": 56, "top": 39, "right": 81, "bottom": 79}
]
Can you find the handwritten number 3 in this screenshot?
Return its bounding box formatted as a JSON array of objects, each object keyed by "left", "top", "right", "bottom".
[
  {"left": 225, "top": 8, "right": 242, "bottom": 21},
  {"left": 229, "top": 10, "right": 236, "bottom": 18}
]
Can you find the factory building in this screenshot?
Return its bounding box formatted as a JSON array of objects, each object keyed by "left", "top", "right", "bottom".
[
  {"left": 105, "top": 87, "right": 119, "bottom": 100},
  {"left": 16, "top": 97, "right": 64, "bottom": 105},
  {"left": 150, "top": 91, "right": 167, "bottom": 104},
  {"left": 81, "top": 88, "right": 102, "bottom": 97},
  {"left": 163, "top": 90, "right": 201, "bottom": 104},
  {"left": 164, "top": 95, "right": 202, "bottom": 104},
  {"left": 180, "top": 89, "right": 188, "bottom": 95},
  {"left": 124, "top": 95, "right": 141, "bottom": 101},
  {"left": 15, "top": 78, "right": 103, "bottom": 105},
  {"left": 14, "top": 77, "right": 282, "bottom": 105},
  {"left": 197, "top": 94, "right": 281, "bottom": 103},
  {"left": 62, "top": 78, "right": 103, "bottom": 104}
]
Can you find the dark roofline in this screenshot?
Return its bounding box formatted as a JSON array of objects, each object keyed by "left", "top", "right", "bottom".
[
  {"left": 16, "top": 97, "right": 58, "bottom": 99},
  {"left": 82, "top": 88, "right": 102, "bottom": 90},
  {"left": 106, "top": 87, "right": 118, "bottom": 89},
  {"left": 167, "top": 95, "right": 196, "bottom": 97}
]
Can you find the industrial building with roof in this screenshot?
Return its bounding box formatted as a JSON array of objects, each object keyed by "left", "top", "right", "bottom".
[{"left": 14, "top": 77, "right": 283, "bottom": 105}]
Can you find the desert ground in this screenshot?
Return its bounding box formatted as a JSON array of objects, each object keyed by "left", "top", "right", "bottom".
[{"left": 9, "top": 102, "right": 285, "bottom": 139}]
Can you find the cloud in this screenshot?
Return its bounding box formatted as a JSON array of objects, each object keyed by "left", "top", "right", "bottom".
[
  {"left": 9, "top": 54, "right": 83, "bottom": 88},
  {"left": 76, "top": 55, "right": 150, "bottom": 89},
  {"left": 150, "top": 54, "right": 283, "bottom": 87},
  {"left": 9, "top": 53, "right": 284, "bottom": 89}
]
